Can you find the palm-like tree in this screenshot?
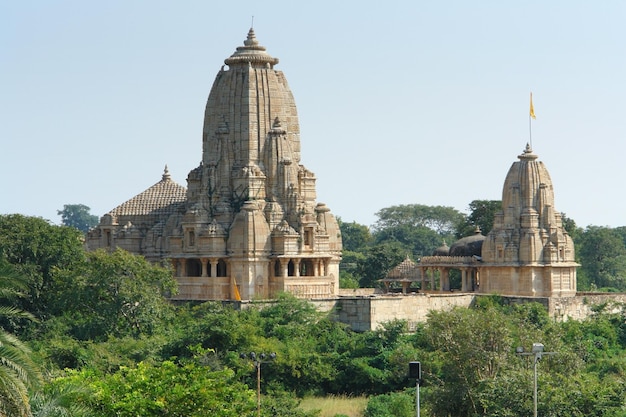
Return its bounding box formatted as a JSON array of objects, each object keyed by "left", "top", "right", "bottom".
[
  {"left": 30, "top": 381, "right": 94, "bottom": 417},
  {"left": 0, "top": 261, "right": 41, "bottom": 417}
]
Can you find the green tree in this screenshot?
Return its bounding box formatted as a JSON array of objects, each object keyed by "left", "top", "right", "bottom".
[
  {"left": 577, "top": 226, "right": 626, "bottom": 291},
  {"left": 340, "top": 251, "right": 366, "bottom": 289},
  {"left": 423, "top": 305, "right": 515, "bottom": 416},
  {"left": 373, "top": 204, "right": 465, "bottom": 235},
  {"left": 81, "top": 359, "right": 256, "bottom": 417},
  {"left": 0, "top": 214, "right": 85, "bottom": 320},
  {"left": 57, "top": 204, "right": 99, "bottom": 233},
  {"left": 560, "top": 212, "right": 581, "bottom": 241},
  {"left": 31, "top": 381, "right": 94, "bottom": 417},
  {"left": 338, "top": 219, "right": 372, "bottom": 252},
  {"left": 372, "top": 204, "right": 463, "bottom": 258},
  {"left": 456, "top": 200, "right": 501, "bottom": 238},
  {"left": 338, "top": 219, "right": 371, "bottom": 288},
  {"left": 0, "top": 261, "right": 42, "bottom": 417},
  {"left": 49, "top": 248, "right": 177, "bottom": 340},
  {"left": 365, "top": 390, "right": 414, "bottom": 417},
  {"left": 357, "top": 242, "right": 406, "bottom": 288}
]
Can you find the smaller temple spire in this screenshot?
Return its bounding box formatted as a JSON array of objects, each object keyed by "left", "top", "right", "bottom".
[{"left": 519, "top": 143, "right": 538, "bottom": 161}]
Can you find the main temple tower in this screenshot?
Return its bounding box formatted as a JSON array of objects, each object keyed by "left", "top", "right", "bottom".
[
  {"left": 172, "top": 28, "right": 342, "bottom": 300},
  {"left": 87, "top": 29, "right": 342, "bottom": 301}
]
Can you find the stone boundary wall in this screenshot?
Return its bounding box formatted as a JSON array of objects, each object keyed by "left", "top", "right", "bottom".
[
  {"left": 550, "top": 293, "right": 626, "bottom": 321},
  {"left": 220, "top": 292, "right": 626, "bottom": 332},
  {"left": 329, "top": 293, "right": 475, "bottom": 331},
  {"left": 337, "top": 288, "right": 379, "bottom": 297},
  {"left": 326, "top": 292, "right": 626, "bottom": 331}
]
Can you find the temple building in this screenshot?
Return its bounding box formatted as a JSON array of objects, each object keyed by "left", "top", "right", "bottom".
[
  {"left": 479, "top": 144, "right": 578, "bottom": 297},
  {"left": 87, "top": 28, "right": 577, "bottom": 305},
  {"left": 86, "top": 29, "right": 343, "bottom": 301},
  {"left": 418, "top": 144, "right": 578, "bottom": 297}
]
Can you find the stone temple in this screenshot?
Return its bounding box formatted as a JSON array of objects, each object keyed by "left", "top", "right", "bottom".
[
  {"left": 86, "top": 29, "right": 343, "bottom": 301},
  {"left": 87, "top": 28, "right": 578, "bottom": 310},
  {"left": 412, "top": 143, "right": 578, "bottom": 298}
]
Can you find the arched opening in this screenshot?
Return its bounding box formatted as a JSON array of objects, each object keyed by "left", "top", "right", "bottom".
[
  {"left": 187, "top": 259, "right": 202, "bottom": 277},
  {"left": 217, "top": 259, "right": 228, "bottom": 277},
  {"left": 300, "top": 259, "right": 314, "bottom": 276}
]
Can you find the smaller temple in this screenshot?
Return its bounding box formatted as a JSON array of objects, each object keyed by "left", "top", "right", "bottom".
[
  {"left": 479, "top": 144, "right": 578, "bottom": 297},
  {"left": 396, "top": 144, "right": 578, "bottom": 298}
]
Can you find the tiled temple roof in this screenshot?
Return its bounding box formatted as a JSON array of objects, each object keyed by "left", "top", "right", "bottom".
[
  {"left": 386, "top": 255, "right": 421, "bottom": 280},
  {"left": 107, "top": 166, "right": 187, "bottom": 217}
]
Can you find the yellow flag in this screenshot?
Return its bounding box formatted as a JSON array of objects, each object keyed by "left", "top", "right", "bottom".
[
  {"left": 232, "top": 277, "right": 242, "bottom": 301},
  {"left": 529, "top": 93, "right": 536, "bottom": 120}
]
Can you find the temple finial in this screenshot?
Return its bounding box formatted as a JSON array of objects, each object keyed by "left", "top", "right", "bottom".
[{"left": 162, "top": 165, "right": 171, "bottom": 181}]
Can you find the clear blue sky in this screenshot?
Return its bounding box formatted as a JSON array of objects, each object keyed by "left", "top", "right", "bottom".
[{"left": 2, "top": 1, "right": 625, "bottom": 229}]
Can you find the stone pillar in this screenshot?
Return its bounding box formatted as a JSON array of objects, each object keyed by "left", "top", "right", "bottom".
[
  {"left": 461, "top": 268, "right": 468, "bottom": 292},
  {"left": 294, "top": 259, "right": 301, "bottom": 277},
  {"left": 209, "top": 259, "right": 218, "bottom": 278},
  {"left": 280, "top": 259, "right": 288, "bottom": 277},
  {"left": 201, "top": 258, "right": 209, "bottom": 277},
  {"left": 269, "top": 260, "right": 275, "bottom": 278},
  {"left": 439, "top": 268, "right": 448, "bottom": 291},
  {"left": 180, "top": 259, "right": 187, "bottom": 277},
  {"left": 474, "top": 268, "right": 480, "bottom": 292},
  {"left": 420, "top": 267, "right": 426, "bottom": 291},
  {"left": 430, "top": 268, "right": 436, "bottom": 291}
]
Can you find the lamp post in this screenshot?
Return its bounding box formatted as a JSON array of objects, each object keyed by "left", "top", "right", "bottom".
[
  {"left": 240, "top": 352, "right": 276, "bottom": 417},
  {"left": 409, "top": 361, "right": 422, "bottom": 417},
  {"left": 516, "top": 343, "right": 556, "bottom": 417}
]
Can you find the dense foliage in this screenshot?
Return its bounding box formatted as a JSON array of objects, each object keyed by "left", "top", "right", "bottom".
[
  {"left": 22, "top": 293, "right": 626, "bottom": 417},
  {"left": 2, "top": 209, "right": 626, "bottom": 415},
  {"left": 0, "top": 260, "right": 41, "bottom": 417}
]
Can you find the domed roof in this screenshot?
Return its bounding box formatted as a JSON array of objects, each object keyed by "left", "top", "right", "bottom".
[
  {"left": 432, "top": 241, "right": 450, "bottom": 256},
  {"left": 449, "top": 228, "right": 485, "bottom": 257}
]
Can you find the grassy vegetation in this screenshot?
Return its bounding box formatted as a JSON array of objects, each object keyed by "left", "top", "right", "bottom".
[{"left": 298, "top": 395, "right": 369, "bottom": 417}]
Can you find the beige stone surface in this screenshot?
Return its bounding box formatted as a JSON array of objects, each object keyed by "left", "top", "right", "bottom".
[{"left": 86, "top": 29, "right": 342, "bottom": 301}]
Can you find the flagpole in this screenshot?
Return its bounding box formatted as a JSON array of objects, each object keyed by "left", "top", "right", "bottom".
[
  {"left": 529, "top": 92, "right": 536, "bottom": 148},
  {"left": 529, "top": 112, "right": 532, "bottom": 149}
]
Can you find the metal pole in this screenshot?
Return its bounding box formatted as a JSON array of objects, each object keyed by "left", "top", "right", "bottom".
[
  {"left": 257, "top": 362, "right": 261, "bottom": 417},
  {"left": 416, "top": 380, "right": 420, "bottom": 417},
  {"left": 533, "top": 355, "right": 538, "bottom": 417}
]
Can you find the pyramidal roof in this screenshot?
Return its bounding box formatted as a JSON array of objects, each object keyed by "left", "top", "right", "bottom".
[
  {"left": 107, "top": 166, "right": 187, "bottom": 217},
  {"left": 387, "top": 256, "right": 420, "bottom": 280}
]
